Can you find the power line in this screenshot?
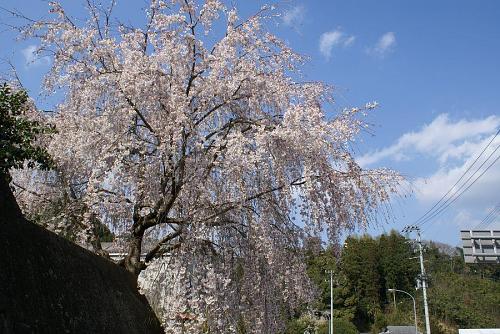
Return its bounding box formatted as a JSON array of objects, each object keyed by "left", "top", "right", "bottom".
[
  {"left": 413, "top": 128, "right": 500, "bottom": 227},
  {"left": 483, "top": 208, "right": 500, "bottom": 226},
  {"left": 420, "top": 150, "right": 500, "bottom": 229},
  {"left": 475, "top": 202, "right": 500, "bottom": 228},
  {"left": 420, "top": 151, "right": 500, "bottom": 229},
  {"left": 419, "top": 144, "right": 500, "bottom": 227},
  {"left": 479, "top": 205, "right": 500, "bottom": 225}
]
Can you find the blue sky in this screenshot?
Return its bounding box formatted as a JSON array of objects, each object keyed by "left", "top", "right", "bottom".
[{"left": 1, "top": 1, "right": 499, "bottom": 246}]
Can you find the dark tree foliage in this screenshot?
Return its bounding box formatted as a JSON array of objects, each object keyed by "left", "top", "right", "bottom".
[
  {"left": 341, "top": 235, "right": 385, "bottom": 326},
  {"left": 379, "top": 231, "right": 419, "bottom": 292},
  {"left": 425, "top": 244, "right": 500, "bottom": 331},
  {"left": 0, "top": 85, "right": 112, "bottom": 248},
  {"left": 0, "top": 83, "right": 53, "bottom": 179},
  {"left": 304, "top": 237, "right": 358, "bottom": 321},
  {"left": 290, "top": 231, "right": 418, "bottom": 333},
  {"left": 289, "top": 232, "right": 500, "bottom": 334},
  {"left": 285, "top": 316, "right": 358, "bottom": 334},
  {"left": 338, "top": 232, "right": 419, "bottom": 330}
]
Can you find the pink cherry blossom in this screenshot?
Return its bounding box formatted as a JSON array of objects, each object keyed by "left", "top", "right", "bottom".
[{"left": 12, "top": 1, "right": 403, "bottom": 332}]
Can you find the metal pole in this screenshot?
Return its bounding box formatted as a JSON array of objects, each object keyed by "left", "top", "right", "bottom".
[
  {"left": 325, "top": 269, "right": 334, "bottom": 334},
  {"left": 416, "top": 229, "right": 431, "bottom": 334},
  {"left": 412, "top": 295, "right": 418, "bottom": 334},
  {"left": 330, "top": 270, "right": 333, "bottom": 334},
  {"left": 388, "top": 289, "right": 418, "bottom": 334}
]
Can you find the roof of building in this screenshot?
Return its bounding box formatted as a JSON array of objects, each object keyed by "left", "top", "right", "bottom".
[{"left": 101, "top": 240, "right": 157, "bottom": 255}]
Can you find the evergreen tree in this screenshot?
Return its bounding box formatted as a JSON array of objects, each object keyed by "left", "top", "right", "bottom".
[
  {"left": 298, "top": 232, "right": 500, "bottom": 334},
  {"left": 378, "top": 231, "right": 419, "bottom": 295},
  {"left": 0, "top": 83, "right": 53, "bottom": 181},
  {"left": 341, "top": 235, "right": 384, "bottom": 328}
]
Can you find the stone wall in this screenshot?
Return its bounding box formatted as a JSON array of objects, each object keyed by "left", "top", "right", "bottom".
[{"left": 0, "top": 177, "right": 163, "bottom": 334}]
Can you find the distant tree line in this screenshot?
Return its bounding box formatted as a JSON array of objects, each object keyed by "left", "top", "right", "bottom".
[{"left": 287, "top": 230, "right": 500, "bottom": 334}]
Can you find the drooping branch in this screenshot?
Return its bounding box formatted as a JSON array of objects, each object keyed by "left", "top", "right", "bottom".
[
  {"left": 121, "top": 91, "right": 156, "bottom": 135},
  {"left": 191, "top": 176, "right": 307, "bottom": 226},
  {"left": 144, "top": 228, "right": 183, "bottom": 262}
]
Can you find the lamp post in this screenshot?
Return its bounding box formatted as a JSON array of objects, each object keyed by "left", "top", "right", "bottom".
[
  {"left": 388, "top": 288, "right": 418, "bottom": 334},
  {"left": 326, "top": 270, "right": 334, "bottom": 334}
]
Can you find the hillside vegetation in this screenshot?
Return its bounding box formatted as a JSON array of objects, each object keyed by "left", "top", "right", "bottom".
[{"left": 287, "top": 231, "right": 500, "bottom": 334}]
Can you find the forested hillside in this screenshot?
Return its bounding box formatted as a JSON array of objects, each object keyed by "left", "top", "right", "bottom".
[{"left": 286, "top": 231, "right": 500, "bottom": 334}]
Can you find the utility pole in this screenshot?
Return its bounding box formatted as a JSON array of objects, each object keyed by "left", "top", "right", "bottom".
[
  {"left": 403, "top": 225, "right": 431, "bottom": 334},
  {"left": 326, "top": 269, "right": 334, "bottom": 334}
]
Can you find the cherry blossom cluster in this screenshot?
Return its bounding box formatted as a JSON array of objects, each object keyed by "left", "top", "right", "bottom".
[{"left": 12, "top": 1, "right": 403, "bottom": 332}]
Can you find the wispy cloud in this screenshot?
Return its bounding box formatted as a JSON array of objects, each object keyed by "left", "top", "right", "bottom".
[
  {"left": 282, "top": 5, "right": 305, "bottom": 28},
  {"left": 358, "top": 113, "right": 500, "bottom": 167},
  {"left": 21, "top": 45, "right": 50, "bottom": 68},
  {"left": 319, "top": 29, "right": 355, "bottom": 60},
  {"left": 368, "top": 32, "right": 396, "bottom": 57},
  {"left": 413, "top": 140, "right": 500, "bottom": 207},
  {"left": 343, "top": 35, "right": 356, "bottom": 47},
  {"left": 358, "top": 113, "right": 500, "bottom": 211}
]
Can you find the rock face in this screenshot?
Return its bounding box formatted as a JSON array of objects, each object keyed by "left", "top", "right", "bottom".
[{"left": 0, "top": 177, "right": 163, "bottom": 334}]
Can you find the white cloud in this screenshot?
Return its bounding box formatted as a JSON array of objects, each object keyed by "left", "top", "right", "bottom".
[
  {"left": 319, "top": 29, "right": 355, "bottom": 59},
  {"left": 358, "top": 113, "right": 500, "bottom": 167},
  {"left": 413, "top": 162, "right": 500, "bottom": 238},
  {"left": 452, "top": 210, "right": 477, "bottom": 229},
  {"left": 21, "top": 45, "right": 50, "bottom": 68},
  {"left": 343, "top": 35, "right": 356, "bottom": 47},
  {"left": 362, "top": 114, "right": 500, "bottom": 241},
  {"left": 421, "top": 209, "right": 494, "bottom": 243},
  {"left": 358, "top": 113, "right": 500, "bottom": 224},
  {"left": 413, "top": 137, "right": 500, "bottom": 206},
  {"left": 368, "top": 32, "right": 396, "bottom": 57},
  {"left": 282, "top": 5, "right": 305, "bottom": 28}
]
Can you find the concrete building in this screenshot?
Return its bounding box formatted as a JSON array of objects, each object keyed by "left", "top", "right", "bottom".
[{"left": 460, "top": 230, "right": 500, "bottom": 263}]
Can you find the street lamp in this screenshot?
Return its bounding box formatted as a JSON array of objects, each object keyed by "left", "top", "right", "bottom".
[
  {"left": 325, "top": 313, "right": 331, "bottom": 334},
  {"left": 388, "top": 288, "right": 418, "bottom": 334},
  {"left": 326, "top": 270, "right": 334, "bottom": 334}
]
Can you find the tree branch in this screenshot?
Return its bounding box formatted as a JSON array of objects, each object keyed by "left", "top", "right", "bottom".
[{"left": 144, "top": 228, "right": 183, "bottom": 262}]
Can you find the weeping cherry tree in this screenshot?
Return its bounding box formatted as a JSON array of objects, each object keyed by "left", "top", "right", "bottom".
[{"left": 11, "top": 1, "right": 402, "bottom": 332}]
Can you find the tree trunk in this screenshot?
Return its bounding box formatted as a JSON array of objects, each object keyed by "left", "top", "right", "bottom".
[{"left": 123, "top": 225, "right": 146, "bottom": 276}]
